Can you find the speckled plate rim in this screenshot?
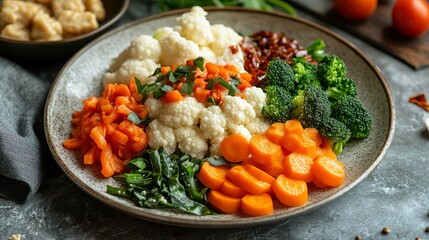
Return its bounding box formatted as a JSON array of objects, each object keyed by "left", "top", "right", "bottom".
[{"left": 44, "top": 7, "right": 396, "bottom": 228}]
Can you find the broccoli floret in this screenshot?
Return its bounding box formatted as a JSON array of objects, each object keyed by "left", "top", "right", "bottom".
[
  {"left": 325, "top": 77, "right": 357, "bottom": 100},
  {"left": 306, "top": 38, "right": 326, "bottom": 62},
  {"left": 261, "top": 58, "right": 295, "bottom": 93},
  {"left": 262, "top": 85, "right": 294, "bottom": 123},
  {"left": 331, "top": 95, "right": 372, "bottom": 139},
  {"left": 317, "top": 117, "right": 351, "bottom": 155},
  {"left": 288, "top": 86, "right": 331, "bottom": 128},
  {"left": 292, "top": 56, "right": 320, "bottom": 93},
  {"left": 318, "top": 55, "right": 347, "bottom": 89}
]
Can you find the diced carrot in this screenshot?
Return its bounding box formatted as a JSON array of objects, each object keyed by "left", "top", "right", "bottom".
[
  {"left": 283, "top": 152, "right": 314, "bottom": 183},
  {"left": 90, "top": 125, "right": 107, "bottom": 150},
  {"left": 227, "top": 165, "right": 271, "bottom": 195},
  {"left": 220, "top": 133, "right": 250, "bottom": 163},
  {"left": 238, "top": 79, "right": 252, "bottom": 92},
  {"left": 160, "top": 90, "right": 184, "bottom": 103},
  {"left": 63, "top": 137, "right": 86, "bottom": 150},
  {"left": 239, "top": 72, "right": 252, "bottom": 82},
  {"left": 205, "top": 62, "right": 219, "bottom": 75},
  {"left": 265, "top": 122, "right": 285, "bottom": 145},
  {"left": 160, "top": 66, "right": 171, "bottom": 74},
  {"left": 114, "top": 84, "right": 131, "bottom": 97},
  {"left": 272, "top": 174, "right": 308, "bottom": 207},
  {"left": 198, "top": 162, "right": 230, "bottom": 190},
  {"left": 111, "top": 130, "right": 129, "bottom": 145},
  {"left": 194, "top": 87, "right": 210, "bottom": 103},
  {"left": 128, "top": 77, "right": 138, "bottom": 94},
  {"left": 241, "top": 193, "right": 273, "bottom": 217},
  {"left": 311, "top": 155, "right": 345, "bottom": 187},
  {"left": 208, "top": 190, "right": 241, "bottom": 214},
  {"left": 220, "top": 179, "right": 247, "bottom": 198},
  {"left": 249, "top": 134, "right": 284, "bottom": 166},
  {"left": 83, "top": 144, "right": 97, "bottom": 165}
]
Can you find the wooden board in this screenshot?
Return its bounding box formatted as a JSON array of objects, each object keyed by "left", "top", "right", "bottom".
[{"left": 288, "top": 0, "right": 429, "bottom": 69}]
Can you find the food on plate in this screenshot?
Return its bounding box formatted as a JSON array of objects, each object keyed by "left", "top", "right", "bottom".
[
  {"left": 63, "top": 6, "right": 372, "bottom": 217},
  {"left": 0, "top": 0, "right": 105, "bottom": 41}
]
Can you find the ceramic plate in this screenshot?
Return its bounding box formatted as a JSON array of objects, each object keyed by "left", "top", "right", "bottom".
[{"left": 44, "top": 7, "right": 395, "bottom": 228}]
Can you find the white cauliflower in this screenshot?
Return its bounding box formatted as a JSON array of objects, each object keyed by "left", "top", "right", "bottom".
[
  {"left": 159, "top": 31, "right": 201, "bottom": 66},
  {"left": 209, "top": 133, "right": 227, "bottom": 157},
  {"left": 199, "top": 105, "right": 226, "bottom": 140},
  {"left": 108, "top": 34, "right": 161, "bottom": 72},
  {"left": 146, "top": 119, "right": 177, "bottom": 154},
  {"left": 243, "top": 86, "right": 267, "bottom": 117},
  {"left": 102, "top": 59, "right": 160, "bottom": 86},
  {"left": 176, "top": 6, "right": 213, "bottom": 47},
  {"left": 227, "top": 123, "right": 252, "bottom": 141},
  {"left": 216, "top": 45, "right": 245, "bottom": 72},
  {"left": 210, "top": 24, "right": 243, "bottom": 56},
  {"left": 174, "top": 126, "right": 208, "bottom": 159},
  {"left": 246, "top": 117, "right": 270, "bottom": 135},
  {"left": 144, "top": 94, "right": 164, "bottom": 119},
  {"left": 153, "top": 26, "right": 174, "bottom": 41},
  {"left": 200, "top": 46, "right": 216, "bottom": 63},
  {"left": 221, "top": 95, "right": 256, "bottom": 125},
  {"left": 159, "top": 96, "right": 204, "bottom": 128}
]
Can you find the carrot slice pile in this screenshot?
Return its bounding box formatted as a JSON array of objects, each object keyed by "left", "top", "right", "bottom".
[{"left": 63, "top": 77, "right": 148, "bottom": 177}]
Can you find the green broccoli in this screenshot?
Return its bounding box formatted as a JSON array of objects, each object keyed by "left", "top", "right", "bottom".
[
  {"left": 318, "top": 55, "right": 347, "bottom": 89},
  {"left": 331, "top": 95, "right": 372, "bottom": 139},
  {"left": 325, "top": 77, "right": 357, "bottom": 100},
  {"left": 262, "top": 85, "right": 294, "bottom": 123},
  {"left": 317, "top": 117, "right": 351, "bottom": 155},
  {"left": 292, "top": 56, "right": 320, "bottom": 93},
  {"left": 261, "top": 58, "right": 295, "bottom": 93}
]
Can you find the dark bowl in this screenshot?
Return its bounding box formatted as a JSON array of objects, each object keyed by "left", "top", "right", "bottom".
[{"left": 0, "top": 0, "right": 129, "bottom": 62}]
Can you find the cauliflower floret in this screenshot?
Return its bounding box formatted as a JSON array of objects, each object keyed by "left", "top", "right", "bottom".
[
  {"left": 108, "top": 34, "right": 161, "bottom": 72},
  {"left": 200, "top": 46, "right": 216, "bottom": 63},
  {"left": 221, "top": 95, "right": 256, "bottom": 125},
  {"left": 216, "top": 45, "right": 245, "bottom": 72},
  {"left": 199, "top": 106, "right": 226, "bottom": 140},
  {"left": 227, "top": 123, "right": 252, "bottom": 141},
  {"left": 210, "top": 24, "right": 243, "bottom": 56},
  {"left": 144, "top": 94, "right": 164, "bottom": 119},
  {"left": 243, "top": 86, "right": 267, "bottom": 117},
  {"left": 209, "top": 132, "right": 227, "bottom": 157},
  {"left": 174, "top": 126, "right": 208, "bottom": 159},
  {"left": 176, "top": 6, "right": 213, "bottom": 47},
  {"left": 102, "top": 59, "right": 160, "bottom": 86},
  {"left": 159, "top": 97, "right": 204, "bottom": 128},
  {"left": 153, "top": 26, "right": 174, "bottom": 41},
  {"left": 159, "top": 31, "right": 201, "bottom": 66},
  {"left": 246, "top": 117, "right": 270, "bottom": 135},
  {"left": 146, "top": 119, "right": 177, "bottom": 154}
]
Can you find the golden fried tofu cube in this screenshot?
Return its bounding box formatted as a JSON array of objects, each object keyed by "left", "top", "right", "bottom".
[
  {"left": 84, "top": 0, "right": 105, "bottom": 21},
  {"left": 1, "top": 22, "right": 30, "bottom": 40},
  {"left": 51, "top": 0, "right": 85, "bottom": 17},
  {"left": 31, "top": 11, "right": 63, "bottom": 41},
  {"left": 0, "top": 0, "right": 46, "bottom": 26},
  {"left": 57, "top": 10, "right": 98, "bottom": 35}
]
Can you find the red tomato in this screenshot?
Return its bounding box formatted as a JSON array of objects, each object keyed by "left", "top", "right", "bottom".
[
  {"left": 333, "top": 0, "right": 378, "bottom": 21},
  {"left": 392, "top": 0, "right": 429, "bottom": 37}
]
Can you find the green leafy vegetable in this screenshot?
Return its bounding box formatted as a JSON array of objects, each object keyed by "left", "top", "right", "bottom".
[
  {"left": 127, "top": 112, "right": 144, "bottom": 125},
  {"left": 107, "top": 148, "right": 213, "bottom": 215}
]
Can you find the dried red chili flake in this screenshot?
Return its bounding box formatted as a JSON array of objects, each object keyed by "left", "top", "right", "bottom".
[
  {"left": 409, "top": 93, "right": 429, "bottom": 111},
  {"left": 239, "top": 30, "right": 316, "bottom": 86}
]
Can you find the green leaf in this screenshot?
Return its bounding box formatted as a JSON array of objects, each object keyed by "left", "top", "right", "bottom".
[
  {"left": 193, "top": 56, "right": 205, "bottom": 71},
  {"left": 106, "top": 185, "right": 129, "bottom": 198},
  {"left": 127, "top": 157, "right": 147, "bottom": 170},
  {"left": 127, "top": 112, "right": 143, "bottom": 125}
]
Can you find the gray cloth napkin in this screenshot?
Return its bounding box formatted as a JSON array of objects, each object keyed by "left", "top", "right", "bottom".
[{"left": 0, "top": 56, "right": 54, "bottom": 202}]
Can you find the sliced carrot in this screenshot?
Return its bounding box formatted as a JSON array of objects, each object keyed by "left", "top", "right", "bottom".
[
  {"left": 272, "top": 174, "right": 308, "bottom": 207},
  {"left": 265, "top": 122, "right": 285, "bottom": 145},
  {"left": 90, "top": 125, "right": 107, "bottom": 150},
  {"left": 227, "top": 165, "right": 271, "bottom": 195},
  {"left": 243, "top": 164, "right": 275, "bottom": 185},
  {"left": 311, "top": 155, "right": 345, "bottom": 187},
  {"left": 220, "top": 179, "right": 248, "bottom": 198},
  {"left": 284, "top": 119, "right": 304, "bottom": 136},
  {"left": 317, "top": 138, "right": 337, "bottom": 160},
  {"left": 198, "top": 162, "right": 230, "bottom": 190},
  {"left": 220, "top": 133, "right": 250, "bottom": 163},
  {"left": 241, "top": 193, "right": 273, "bottom": 217},
  {"left": 283, "top": 152, "right": 314, "bottom": 183},
  {"left": 111, "top": 130, "right": 129, "bottom": 146},
  {"left": 83, "top": 144, "right": 97, "bottom": 165},
  {"left": 100, "top": 144, "right": 115, "bottom": 177},
  {"left": 160, "top": 90, "right": 184, "bottom": 103},
  {"left": 63, "top": 137, "right": 86, "bottom": 150},
  {"left": 258, "top": 154, "right": 284, "bottom": 178},
  {"left": 208, "top": 190, "right": 241, "bottom": 214},
  {"left": 249, "top": 134, "right": 284, "bottom": 166},
  {"left": 311, "top": 174, "right": 330, "bottom": 189},
  {"left": 241, "top": 157, "right": 261, "bottom": 168}
]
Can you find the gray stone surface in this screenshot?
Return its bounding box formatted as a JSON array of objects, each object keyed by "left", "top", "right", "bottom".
[{"left": 1, "top": 1, "right": 429, "bottom": 239}]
